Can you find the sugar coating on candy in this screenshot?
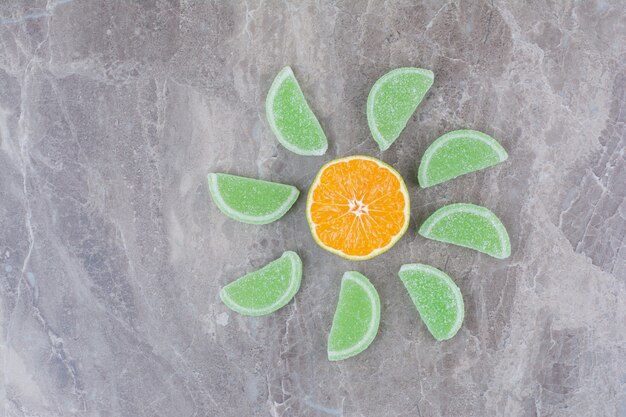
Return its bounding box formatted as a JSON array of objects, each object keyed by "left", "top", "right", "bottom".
[
  {"left": 327, "top": 271, "right": 380, "bottom": 361},
  {"left": 398, "top": 264, "right": 464, "bottom": 341},
  {"left": 419, "top": 203, "right": 511, "bottom": 259},
  {"left": 367, "top": 68, "right": 434, "bottom": 151},
  {"left": 418, "top": 130, "right": 508, "bottom": 188},
  {"left": 207, "top": 173, "right": 299, "bottom": 225},
  {"left": 266, "top": 66, "right": 328, "bottom": 156},
  {"left": 220, "top": 251, "right": 302, "bottom": 316}
]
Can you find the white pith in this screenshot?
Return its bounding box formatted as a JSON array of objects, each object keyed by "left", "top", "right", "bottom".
[{"left": 306, "top": 155, "right": 410, "bottom": 260}]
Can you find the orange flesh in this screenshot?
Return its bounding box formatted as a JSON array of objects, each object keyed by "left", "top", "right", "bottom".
[{"left": 308, "top": 157, "right": 409, "bottom": 258}]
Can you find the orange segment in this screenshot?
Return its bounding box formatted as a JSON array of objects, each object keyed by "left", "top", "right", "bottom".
[{"left": 306, "top": 156, "right": 410, "bottom": 260}]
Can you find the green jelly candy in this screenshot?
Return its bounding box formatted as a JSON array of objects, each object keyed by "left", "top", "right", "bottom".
[
  {"left": 418, "top": 130, "right": 508, "bottom": 188},
  {"left": 398, "top": 263, "right": 464, "bottom": 341},
  {"left": 367, "top": 67, "right": 434, "bottom": 151},
  {"left": 327, "top": 271, "right": 380, "bottom": 361},
  {"left": 207, "top": 173, "right": 299, "bottom": 225},
  {"left": 220, "top": 251, "right": 302, "bottom": 316},
  {"left": 266, "top": 66, "right": 328, "bottom": 156},
  {"left": 419, "top": 203, "right": 511, "bottom": 259}
]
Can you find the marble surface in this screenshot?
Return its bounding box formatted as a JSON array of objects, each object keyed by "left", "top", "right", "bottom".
[{"left": 0, "top": 1, "right": 625, "bottom": 416}]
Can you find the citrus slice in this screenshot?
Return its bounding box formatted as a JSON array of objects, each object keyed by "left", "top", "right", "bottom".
[
  {"left": 367, "top": 67, "right": 434, "bottom": 151},
  {"left": 306, "top": 155, "right": 410, "bottom": 260},
  {"left": 328, "top": 271, "right": 380, "bottom": 361},
  {"left": 418, "top": 130, "right": 508, "bottom": 187},
  {"left": 265, "top": 66, "right": 328, "bottom": 156},
  {"left": 419, "top": 203, "right": 511, "bottom": 259},
  {"left": 398, "top": 263, "right": 464, "bottom": 341},
  {"left": 207, "top": 173, "right": 299, "bottom": 225},
  {"left": 219, "top": 251, "right": 302, "bottom": 316}
]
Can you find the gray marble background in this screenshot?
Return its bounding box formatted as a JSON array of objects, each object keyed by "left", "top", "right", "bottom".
[{"left": 0, "top": 1, "right": 624, "bottom": 416}]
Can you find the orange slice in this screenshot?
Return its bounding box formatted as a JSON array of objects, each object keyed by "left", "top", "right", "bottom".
[{"left": 306, "top": 155, "right": 410, "bottom": 260}]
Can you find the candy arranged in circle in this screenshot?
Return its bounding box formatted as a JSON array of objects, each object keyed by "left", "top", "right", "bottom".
[
  {"left": 328, "top": 271, "right": 381, "bottom": 361},
  {"left": 219, "top": 251, "right": 302, "bottom": 316},
  {"left": 367, "top": 67, "right": 434, "bottom": 151},
  {"left": 418, "top": 129, "right": 508, "bottom": 188},
  {"left": 209, "top": 65, "right": 515, "bottom": 362},
  {"left": 419, "top": 203, "right": 511, "bottom": 259},
  {"left": 207, "top": 173, "right": 299, "bottom": 225},
  {"left": 306, "top": 155, "right": 410, "bottom": 260},
  {"left": 398, "top": 263, "right": 464, "bottom": 341},
  {"left": 266, "top": 66, "right": 328, "bottom": 156}
]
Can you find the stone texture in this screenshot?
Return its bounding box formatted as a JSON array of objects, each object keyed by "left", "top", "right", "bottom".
[{"left": 0, "top": 1, "right": 624, "bottom": 416}]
